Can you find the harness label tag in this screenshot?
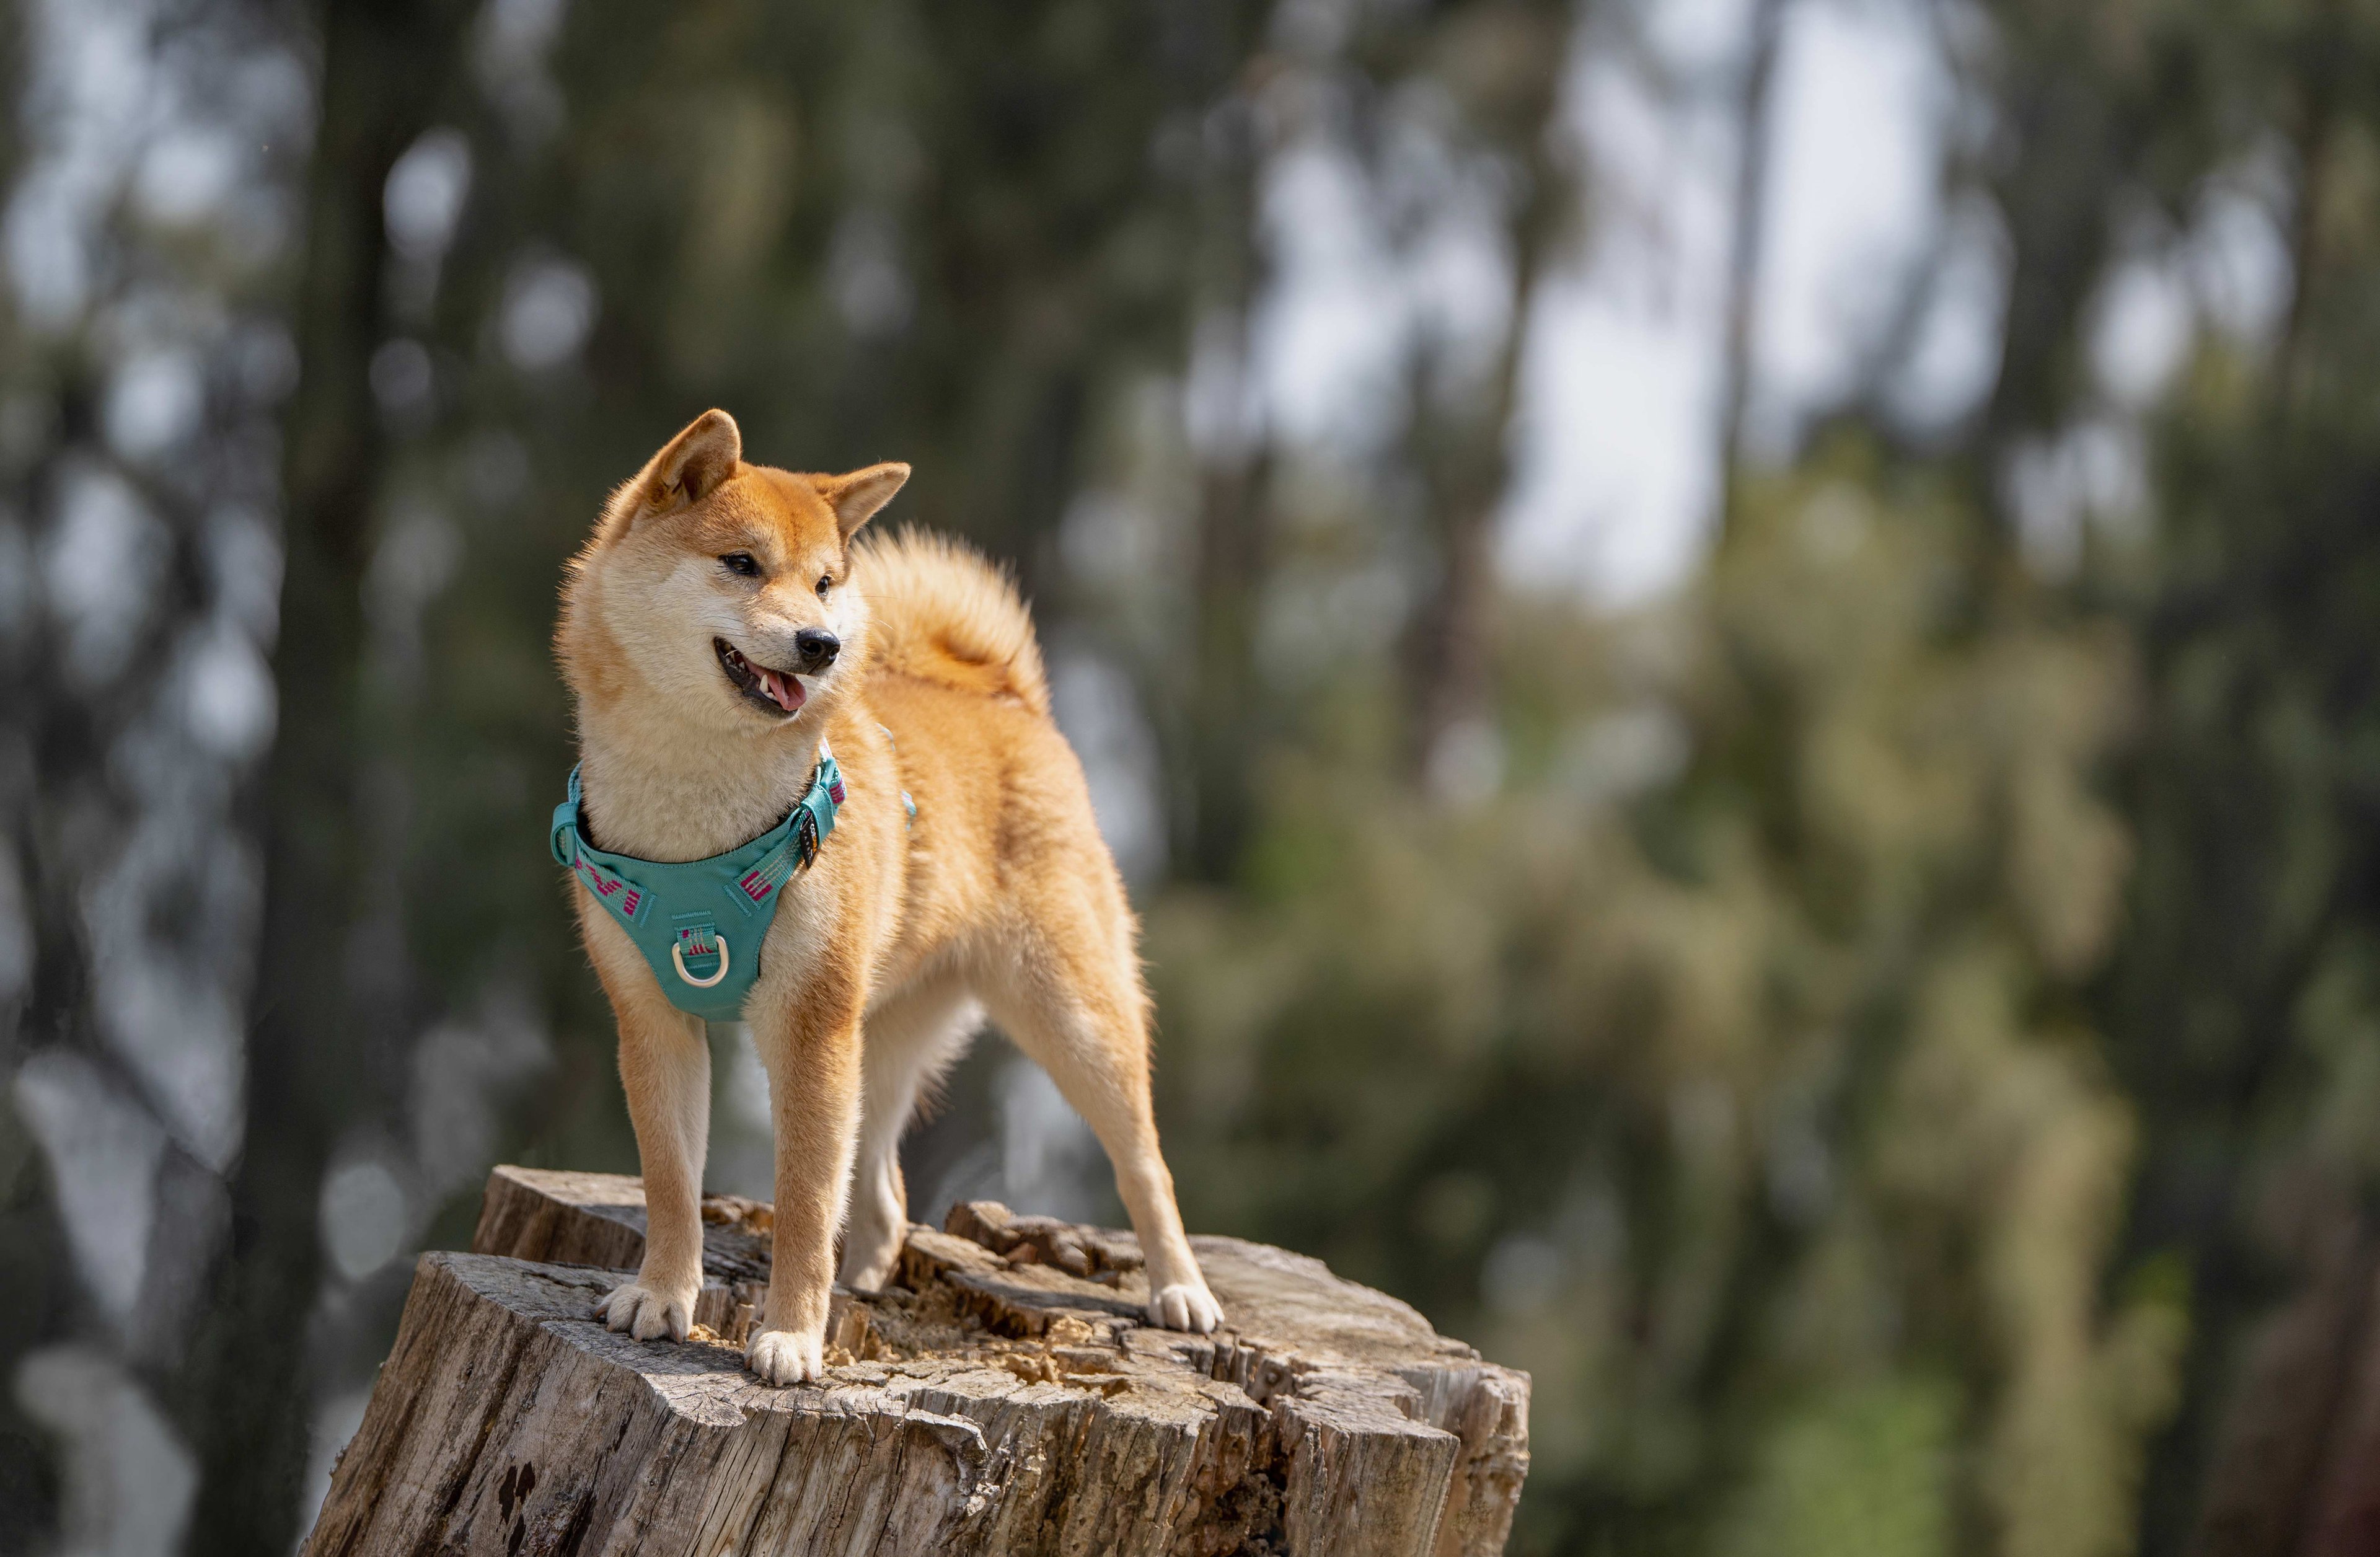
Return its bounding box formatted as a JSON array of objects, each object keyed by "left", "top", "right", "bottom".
[{"left": 669, "top": 912, "right": 724, "bottom": 975}]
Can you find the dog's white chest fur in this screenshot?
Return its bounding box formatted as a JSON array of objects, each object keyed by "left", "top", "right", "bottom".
[{"left": 577, "top": 708, "right": 821, "bottom": 864}]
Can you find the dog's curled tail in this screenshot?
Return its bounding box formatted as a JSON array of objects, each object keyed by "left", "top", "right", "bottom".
[{"left": 855, "top": 528, "right": 1050, "bottom": 717}]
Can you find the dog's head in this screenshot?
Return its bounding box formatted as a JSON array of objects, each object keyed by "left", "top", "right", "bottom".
[{"left": 563, "top": 410, "right": 907, "bottom": 733}]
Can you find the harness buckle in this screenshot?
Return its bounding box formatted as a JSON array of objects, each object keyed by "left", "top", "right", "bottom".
[{"left": 671, "top": 932, "right": 731, "bottom": 989}]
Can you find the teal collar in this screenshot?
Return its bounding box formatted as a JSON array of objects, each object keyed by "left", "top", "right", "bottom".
[{"left": 550, "top": 748, "right": 844, "bottom": 1021}]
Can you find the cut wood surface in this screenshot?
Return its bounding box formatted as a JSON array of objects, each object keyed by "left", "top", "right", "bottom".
[{"left": 302, "top": 1166, "right": 1530, "bottom": 1557}]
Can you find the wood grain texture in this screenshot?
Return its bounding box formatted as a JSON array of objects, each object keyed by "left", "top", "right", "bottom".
[{"left": 304, "top": 1166, "right": 1529, "bottom": 1556}]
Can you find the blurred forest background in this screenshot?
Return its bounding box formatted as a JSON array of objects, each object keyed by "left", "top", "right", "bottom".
[{"left": 2, "top": 0, "right": 2379, "bottom": 1552}]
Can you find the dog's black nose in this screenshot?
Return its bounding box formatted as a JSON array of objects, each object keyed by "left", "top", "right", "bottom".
[{"left": 795, "top": 628, "right": 840, "bottom": 668}]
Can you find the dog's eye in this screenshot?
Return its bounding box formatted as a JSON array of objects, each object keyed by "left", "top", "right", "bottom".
[
  {"left": 720, "top": 552, "right": 760, "bottom": 578},
  {"left": 815, "top": 575, "right": 832, "bottom": 599}
]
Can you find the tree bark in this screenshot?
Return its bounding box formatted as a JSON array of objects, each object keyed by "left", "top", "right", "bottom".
[
  {"left": 184, "top": 1, "right": 473, "bottom": 1549},
  {"left": 1713, "top": 0, "right": 1787, "bottom": 544},
  {"left": 1402, "top": 0, "right": 1571, "bottom": 780},
  {"left": 303, "top": 1166, "right": 1531, "bottom": 1557}
]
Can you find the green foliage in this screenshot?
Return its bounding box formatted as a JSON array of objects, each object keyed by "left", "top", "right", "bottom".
[
  {"left": 1715, "top": 1376, "right": 1955, "bottom": 1557},
  {"left": 1149, "top": 450, "right": 2186, "bottom": 1553}
]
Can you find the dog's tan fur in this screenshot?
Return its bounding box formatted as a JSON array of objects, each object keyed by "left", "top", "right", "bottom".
[{"left": 555, "top": 410, "right": 1219, "bottom": 1384}]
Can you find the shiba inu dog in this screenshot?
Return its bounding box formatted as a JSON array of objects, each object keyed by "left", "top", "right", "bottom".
[{"left": 555, "top": 410, "right": 1222, "bottom": 1385}]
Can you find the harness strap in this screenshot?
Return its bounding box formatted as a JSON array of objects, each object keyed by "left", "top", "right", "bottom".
[{"left": 550, "top": 746, "right": 844, "bottom": 1020}]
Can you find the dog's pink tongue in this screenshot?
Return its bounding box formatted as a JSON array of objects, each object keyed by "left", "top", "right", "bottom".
[{"left": 763, "top": 669, "right": 806, "bottom": 713}]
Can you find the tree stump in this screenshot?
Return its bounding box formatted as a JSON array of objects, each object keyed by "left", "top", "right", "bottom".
[{"left": 302, "top": 1167, "right": 1530, "bottom": 1556}]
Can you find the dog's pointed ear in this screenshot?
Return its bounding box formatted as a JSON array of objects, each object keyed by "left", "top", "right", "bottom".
[
  {"left": 616, "top": 410, "right": 742, "bottom": 528},
  {"left": 814, "top": 462, "right": 909, "bottom": 540},
  {"left": 652, "top": 409, "right": 742, "bottom": 508}
]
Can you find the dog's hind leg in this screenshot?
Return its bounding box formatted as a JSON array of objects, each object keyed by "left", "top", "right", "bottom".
[
  {"left": 977, "top": 916, "right": 1223, "bottom": 1333},
  {"left": 839, "top": 976, "right": 982, "bottom": 1290}
]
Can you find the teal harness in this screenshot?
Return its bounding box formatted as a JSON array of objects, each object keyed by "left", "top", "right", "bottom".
[{"left": 550, "top": 749, "right": 845, "bottom": 1021}]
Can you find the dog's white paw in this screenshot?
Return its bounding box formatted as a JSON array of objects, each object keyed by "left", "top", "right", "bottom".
[
  {"left": 747, "top": 1326, "right": 825, "bottom": 1386},
  {"left": 594, "top": 1280, "right": 692, "bottom": 1343},
  {"left": 1147, "top": 1281, "right": 1224, "bottom": 1334}
]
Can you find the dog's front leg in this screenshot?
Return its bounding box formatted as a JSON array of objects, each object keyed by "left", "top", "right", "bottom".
[
  {"left": 746, "top": 983, "right": 863, "bottom": 1385},
  {"left": 584, "top": 925, "right": 712, "bottom": 1341}
]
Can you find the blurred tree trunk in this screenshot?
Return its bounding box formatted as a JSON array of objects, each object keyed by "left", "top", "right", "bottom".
[
  {"left": 0, "top": 405, "right": 102, "bottom": 1551},
  {"left": 1180, "top": 40, "right": 1274, "bottom": 884},
  {"left": 1405, "top": 1, "right": 1569, "bottom": 782},
  {"left": 1188, "top": 443, "right": 1271, "bottom": 881},
  {"left": 182, "top": 1, "right": 470, "bottom": 1548},
  {"left": 2188, "top": 1211, "right": 2378, "bottom": 1557},
  {"left": 1713, "top": 0, "right": 1786, "bottom": 543},
  {"left": 2276, "top": 3, "right": 2345, "bottom": 405},
  {"left": 1973, "top": 10, "right": 2127, "bottom": 550},
  {"left": 0, "top": 0, "right": 78, "bottom": 1536}
]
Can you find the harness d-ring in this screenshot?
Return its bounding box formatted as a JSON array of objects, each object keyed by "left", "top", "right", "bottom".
[{"left": 671, "top": 934, "right": 730, "bottom": 989}]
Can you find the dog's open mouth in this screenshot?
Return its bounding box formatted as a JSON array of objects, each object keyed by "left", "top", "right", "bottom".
[{"left": 715, "top": 638, "right": 806, "bottom": 715}]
